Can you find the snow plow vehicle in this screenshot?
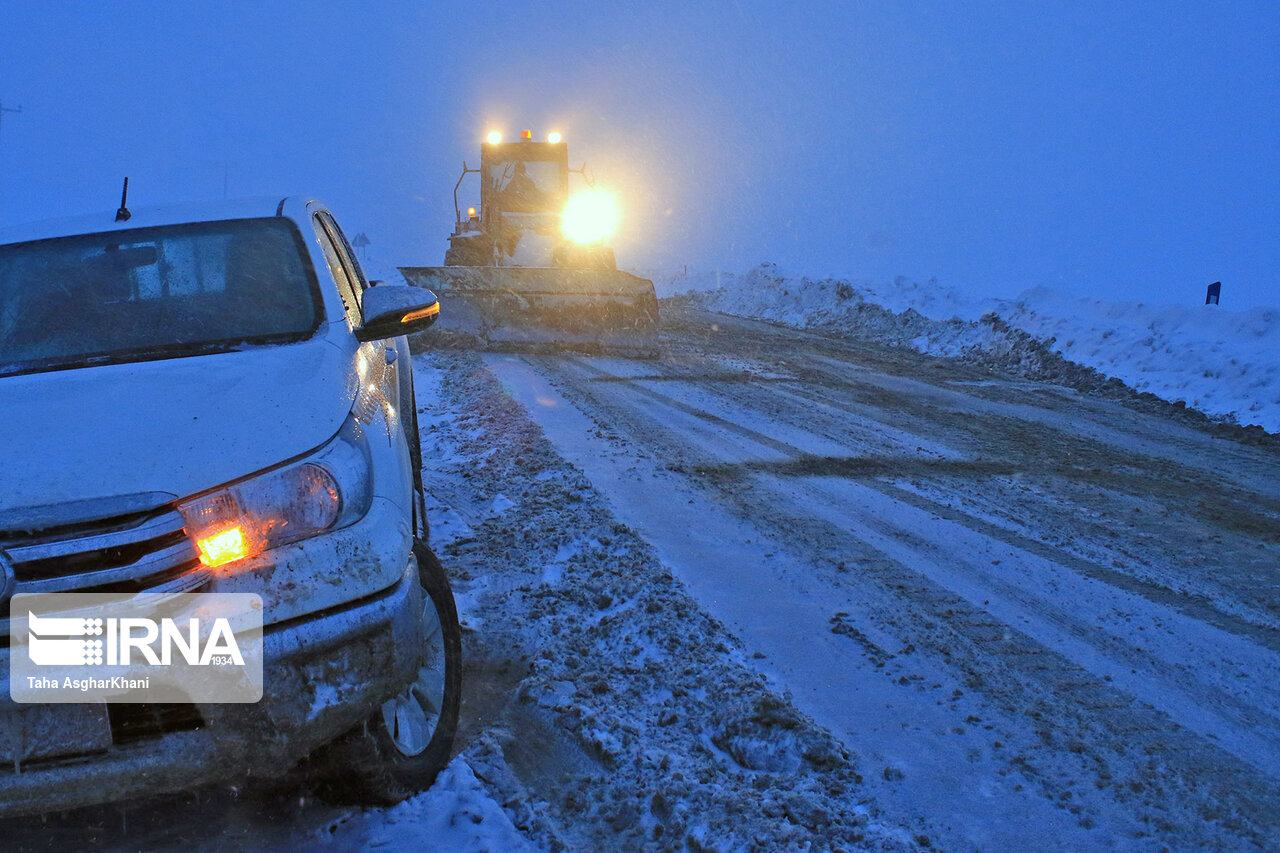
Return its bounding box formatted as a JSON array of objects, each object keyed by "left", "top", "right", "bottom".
[{"left": 399, "top": 129, "right": 659, "bottom": 357}]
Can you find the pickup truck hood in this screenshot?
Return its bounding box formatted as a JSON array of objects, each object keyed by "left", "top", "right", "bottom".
[{"left": 0, "top": 337, "right": 357, "bottom": 522}]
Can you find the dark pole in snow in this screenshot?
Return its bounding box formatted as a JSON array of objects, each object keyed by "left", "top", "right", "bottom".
[
  {"left": 1205, "top": 281, "right": 1221, "bottom": 305},
  {"left": 0, "top": 100, "right": 22, "bottom": 155},
  {"left": 0, "top": 101, "right": 22, "bottom": 216}
]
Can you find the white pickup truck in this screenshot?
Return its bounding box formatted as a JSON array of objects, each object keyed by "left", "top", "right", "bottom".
[{"left": 0, "top": 196, "right": 461, "bottom": 815}]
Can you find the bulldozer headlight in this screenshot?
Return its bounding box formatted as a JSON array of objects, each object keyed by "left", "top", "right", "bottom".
[
  {"left": 486, "top": 130, "right": 503, "bottom": 145},
  {"left": 547, "top": 131, "right": 562, "bottom": 143},
  {"left": 562, "top": 191, "right": 618, "bottom": 244}
]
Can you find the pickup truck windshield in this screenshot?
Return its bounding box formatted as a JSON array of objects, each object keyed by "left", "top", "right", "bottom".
[{"left": 0, "top": 217, "right": 322, "bottom": 376}]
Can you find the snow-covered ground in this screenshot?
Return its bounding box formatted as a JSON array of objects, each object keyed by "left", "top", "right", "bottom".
[
  {"left": 655, "top": 265, "right": 1280, "bottom": 433},
  {"left": 478, "top": 311, "right": 1280, "bottom": 850},
  {"left": 308, "top": 757, "right": 539, "bottom": 852},
  {"left": 409, "top": 351, "right": 917, "bottom": 851}
]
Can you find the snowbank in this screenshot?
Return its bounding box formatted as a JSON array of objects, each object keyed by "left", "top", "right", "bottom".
[
  {"left": 660, "top": 265, "right": 1280, "bottom": 433},
  {"left": 313, "top": 757, "right": 541, "bottom": 852},
  {"left": 1004, "top": 287, "right": 1280, "bottom": 433}
]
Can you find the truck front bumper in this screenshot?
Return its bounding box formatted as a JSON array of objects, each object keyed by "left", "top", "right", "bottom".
[{"left": 0, "top": 561, "right": 424, "bottom": 817}]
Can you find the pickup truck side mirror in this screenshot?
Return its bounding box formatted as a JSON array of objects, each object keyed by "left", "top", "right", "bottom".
[{"left": 355, "top": 284, "right": 439, "bottom": 341}]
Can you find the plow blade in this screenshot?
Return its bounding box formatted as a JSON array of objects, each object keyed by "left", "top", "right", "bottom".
[{"left": 398, "top": 266, "right": 659, "bottom": 357}]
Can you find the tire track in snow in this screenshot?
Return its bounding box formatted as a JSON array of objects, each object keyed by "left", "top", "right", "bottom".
[
  {"left": 555, "top": 350, "right": 1280, "bottom": 647},
  {"left": 504, "top": 315, "right": 1280, "bottom": 848},
  {"left": 546, "top": 351, "right": 1280, "bottom": 756}
]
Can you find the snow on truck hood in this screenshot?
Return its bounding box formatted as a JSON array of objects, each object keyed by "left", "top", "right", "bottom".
[{"left": 0, "top": 336, "right": 357, "bottom": 517}]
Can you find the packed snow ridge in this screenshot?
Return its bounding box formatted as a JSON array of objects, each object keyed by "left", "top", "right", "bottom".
[{"left": 656, "top": 264, "right": 1280, "bottom": 434}]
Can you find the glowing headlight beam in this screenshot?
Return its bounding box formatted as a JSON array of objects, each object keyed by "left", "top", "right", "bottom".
[{"left": 561, "top": 191, "right": 619, "bottom": 244}]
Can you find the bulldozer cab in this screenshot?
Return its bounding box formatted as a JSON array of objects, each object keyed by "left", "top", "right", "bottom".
[
  {"left": 481, "top": 140, "right": 568, "bottom": 216},
  {"left": 456, "top": 138, "right": 573, "bottom": 267}
]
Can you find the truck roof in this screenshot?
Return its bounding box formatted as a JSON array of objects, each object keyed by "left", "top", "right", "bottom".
[{"left": 0, "top": 196, "right": 323, "bottom": 245}]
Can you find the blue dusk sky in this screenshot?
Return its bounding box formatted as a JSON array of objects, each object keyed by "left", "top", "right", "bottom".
[{"left": 0, "top": 2, "right": 1276, "bottom": 308}]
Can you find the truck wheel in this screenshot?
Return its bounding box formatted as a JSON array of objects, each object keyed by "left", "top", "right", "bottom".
[{"left": 315, "top": 541, "right": 462, "bottom": 805}]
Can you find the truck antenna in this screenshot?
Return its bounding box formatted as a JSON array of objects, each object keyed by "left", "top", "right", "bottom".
[{"left": 115, "top": 177, "right": 131, "bottom": 222}]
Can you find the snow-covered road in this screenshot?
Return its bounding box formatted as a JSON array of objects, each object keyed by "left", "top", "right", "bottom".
[{"left": 484, "top": 307, "right": 1280, "bottom": 850}]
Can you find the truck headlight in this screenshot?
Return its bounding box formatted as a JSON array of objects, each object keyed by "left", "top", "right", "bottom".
[{"left": 179, "top": 417, "right": 373, "bottom": 569}]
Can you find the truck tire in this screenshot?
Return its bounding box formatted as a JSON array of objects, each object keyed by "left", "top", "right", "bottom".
[{"left": 314, "top": 541, "right": 462, "bottom": 805}]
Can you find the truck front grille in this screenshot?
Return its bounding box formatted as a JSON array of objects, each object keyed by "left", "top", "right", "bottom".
[{"left": 0, "top": 503, "right": 210, "bottom": 639}]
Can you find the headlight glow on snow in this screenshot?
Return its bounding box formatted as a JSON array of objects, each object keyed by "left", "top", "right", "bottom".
[
  {"left": 179, "top": 418, "right": 373, "bottom": 570},
  {"left": 562, "top": 191, "right": 619, "bottom": 244}
]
